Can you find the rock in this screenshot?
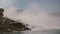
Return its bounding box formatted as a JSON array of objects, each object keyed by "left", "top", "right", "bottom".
[{"left": 0, "top": 8, "right": 31, "bottom": 32}]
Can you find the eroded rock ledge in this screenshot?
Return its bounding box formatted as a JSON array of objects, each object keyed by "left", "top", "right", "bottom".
[{"left": 0, "top": 8, "right": 31, "bottom": 32}]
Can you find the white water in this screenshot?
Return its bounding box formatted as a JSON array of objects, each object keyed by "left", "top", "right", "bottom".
[{"left": 3, "top": 3, "right": 60, "bottom": 31}]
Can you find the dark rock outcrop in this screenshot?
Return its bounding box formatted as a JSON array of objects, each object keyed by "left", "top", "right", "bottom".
[{"left": 0, "top": 8, "right": 31, "bottom": 32}]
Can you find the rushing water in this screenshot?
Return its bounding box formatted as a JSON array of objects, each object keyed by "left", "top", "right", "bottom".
[{"left": 0, "top": 29, "right": 60, "bottom": 34}]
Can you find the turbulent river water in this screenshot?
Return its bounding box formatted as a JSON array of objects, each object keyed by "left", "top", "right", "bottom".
[{"left": 0, "top": 29, "right": 60, "bottom": 34}]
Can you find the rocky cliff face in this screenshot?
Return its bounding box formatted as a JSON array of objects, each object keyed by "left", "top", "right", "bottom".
[{"left": 0, "top": 8, "right": 31, "bottom": 32}]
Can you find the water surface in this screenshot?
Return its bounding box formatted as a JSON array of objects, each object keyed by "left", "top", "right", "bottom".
[{"left": 0, "top": 29, "right": 60, "bottom": 34}]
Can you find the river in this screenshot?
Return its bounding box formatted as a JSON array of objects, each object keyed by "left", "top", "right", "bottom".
[{"left": 0, "top": 29, "right": 60, "bottom": 34}]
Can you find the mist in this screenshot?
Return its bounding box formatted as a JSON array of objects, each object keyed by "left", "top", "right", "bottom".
[{"left": 3, "top": 2, "right": 60, "bottom": 30}]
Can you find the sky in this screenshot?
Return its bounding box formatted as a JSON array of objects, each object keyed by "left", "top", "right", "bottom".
[
  {"left": 0, "top": 0, "right": 60, "bottom": 12},
  {"left": 0, "top": 0, "right": 60, "bottom": 30}
]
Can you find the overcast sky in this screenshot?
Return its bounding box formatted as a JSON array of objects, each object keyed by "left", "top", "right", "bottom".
[{"left": 0, "top": 0, "right": 60, "bottom": 13}]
